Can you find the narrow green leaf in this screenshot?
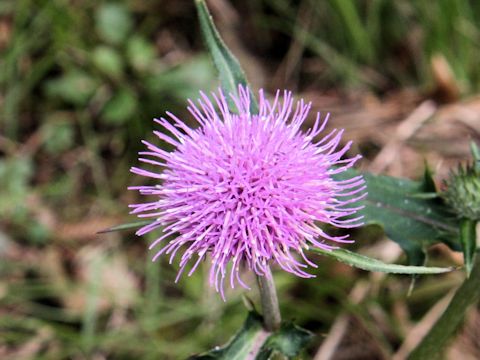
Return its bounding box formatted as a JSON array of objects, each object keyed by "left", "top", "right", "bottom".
[
  {"left": 460, "top": 218, "right": 477, "bottom": 276},
  {"left": 190, "top": 312, "right": 312, "bottom": 360},
  {"left": 194, "top": 0, "right": 258, "bottom": 114},
  {"left": 311, "top": 248, "right": 454, "bottom": 274},
  {"left": 97, "top": 220, "right": 151, "bottom": 234},
  {"left": 334, "top": 170, "right": 460, "bottom": 266}
]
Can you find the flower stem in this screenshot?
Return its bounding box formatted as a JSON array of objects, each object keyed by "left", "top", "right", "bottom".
[
  {"left": 256, "top": 266, "right": 281, "bottom": 332},
  {"left": 409, "top": 249, "right": 480, "bottom": 359}
]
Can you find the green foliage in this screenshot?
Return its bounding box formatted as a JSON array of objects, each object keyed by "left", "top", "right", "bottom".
[
  {"left": 191, "top": 312, "right": 313, "bottom": 360},
  {"left": 409, "top": 255, "right": 480, "bottom": 359},
  {"left": 126, "top": 36, "right": 156, "bottom": 73},
  {"left": 258, "top": 322, "right": 313, "bottom": 360},
  {"left": 0, "top": 0, "right": 477, "bottom": 358},
  {"left": 92, "top": 46, "right": 125, "bottom": 80},
  {"left": 335, "top": 170, "right": 459, "bottom": 266},
  {"left": 253, "top": 0, "right": 480, "bottom": 91},
  {"left": 442, "top": 159, "right": 480, "bottom": 221},
  {"left": 312, "top": 248, "right": 453, "bottom": 274},
  {"left": 45, "top": 70, "right": 100, "bottom": 106},
  {"left": 95, "top": 3, "right": 133, "bottom": 45},
  {"left": 459, "top": 218, "right": 477, "bottom": 276},
  {"left": 195, "top": 0, "right": 258, "bottom": 113},
  {"left": 146, "top": 56, "right": 216, "bottom": 101},
  {"left": 102, "top": 88, "right": 138, "bottom": 124},
  {"left": 0, "top": 156, "right": 33, "bottom": 216},
  {"left": 41, "top": 115, "right": 75, "bottom": 154}
]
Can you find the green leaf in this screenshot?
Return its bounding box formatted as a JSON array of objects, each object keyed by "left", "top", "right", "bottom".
[
  {"left": 44, "top": 70, "right": 99, "bottom": 106},
  {"left": 311, "top": 248, "right": 454, "bottom": 274},
  {"left": 95, "top": 3, "right": 133, "bottom": 45},
  {"left": 126, "top": 36, "right": 156, "bottom": 72},
  {"left": 421, "top": 162, "right": 437, "bottom": 193},
  {"left": 146, "top": 56, "right": 216, "bottom": 101},
  {"left": 190, "top": 312, "right": 264, "bottom": 360},
  {"left": 0, "top": 157, "right": 33, "bottom": 216},
  {"left": 194, "top": 0, "right": 258, "bottom": 114},
  {"left": 460, "top": 218, "right": 477, "bottom": 276},
  {"left": 92, "top": 46, "right": 124, "bottom": 79},
  {"left": 41, "top": 119, "right": 74, "bottom": 154},
  {"left": 102, "top": 88, "right": 138, "bottom": 124},
  {"left": 97, "top": 220, "right": 151, "bottom": 234},
  {"left": 258, "top": 323, "right": 313, "bottom": 360},
  {"left": 190, "top": 312, "right": 313, "bottom": 360},
  {"left": 335, "top": 170, "right": 460, "bottom": 265}
]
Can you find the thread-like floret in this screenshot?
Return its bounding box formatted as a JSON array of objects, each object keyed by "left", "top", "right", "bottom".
[{"left": 130, "top": 86, "right": 366, "bottom": 298}]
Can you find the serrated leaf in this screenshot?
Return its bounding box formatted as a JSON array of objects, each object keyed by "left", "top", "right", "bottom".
[
  {"left": 311, "top": 248, "right": 454, "bottom": 274},
  {"left": 190, "top": 312, "right": 312, "bottom": 360},
  {"left": 194, "top": 0, "right": 258, "bottom": 114},
  {"left": 335, "top": 170, "right": 460, "bottom": 265},
  {"left": 190, "top": 312, "right": 265, "bottom": 360},
  {"left": 258, "top": 323, "right": 313, "bottom": 360}
]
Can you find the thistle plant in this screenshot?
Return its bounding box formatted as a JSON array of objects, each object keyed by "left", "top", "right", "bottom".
[{"left": 116, "top": 1, "right": 477, "bottom": 358}]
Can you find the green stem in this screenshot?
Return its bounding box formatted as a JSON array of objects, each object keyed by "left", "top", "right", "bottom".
[
  {"left": 256, "top": 266, "right": 281, "bottom": 332},
  {"left": 460, "top": 218, "right": 476, "bottom": 276},
  {"left": 409, "top": 253, "right": 480, "bottom": 359}
]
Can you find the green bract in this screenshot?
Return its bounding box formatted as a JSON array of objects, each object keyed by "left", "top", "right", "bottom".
[{"left": 443, "top": 163, "right": 480, "bottom": 221}]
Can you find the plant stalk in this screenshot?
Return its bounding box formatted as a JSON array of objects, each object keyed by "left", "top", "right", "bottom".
[
  {"left": 256, "top": 266, "right": 281, "bottom": 332},
  {"left": 409, "top": 249, "right": 480, "bottom": 359}
]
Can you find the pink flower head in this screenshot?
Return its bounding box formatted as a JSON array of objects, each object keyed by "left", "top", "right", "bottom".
[{"left": 130, "top": 86, "right": 366, "bottom": 298}]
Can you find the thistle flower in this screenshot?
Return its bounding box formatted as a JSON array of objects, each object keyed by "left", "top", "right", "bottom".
[{"left": 130, "top": 86, "right": 366, "bottom": 298}]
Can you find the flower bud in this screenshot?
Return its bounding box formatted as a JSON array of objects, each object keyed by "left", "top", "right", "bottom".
[{"left": 443, "top": 163, "right": 480, "bottom": 221}]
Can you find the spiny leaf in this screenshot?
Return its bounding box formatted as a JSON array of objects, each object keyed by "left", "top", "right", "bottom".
[
  {"left": 421, "top": 162, "right": 437, "bottom": 193},
  {"left": 190, "top": 312, "right": 313, "bottom": 360},
  {"left": 258, "top": 322, "right": 313, "bottom": 360},
  {"left": 334, "top": 169, "right": 460, "bottom": 266}
]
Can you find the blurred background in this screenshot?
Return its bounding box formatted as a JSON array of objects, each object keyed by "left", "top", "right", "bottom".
[{"left": 1, "top": 0, "right": 479, "bottom": 359}]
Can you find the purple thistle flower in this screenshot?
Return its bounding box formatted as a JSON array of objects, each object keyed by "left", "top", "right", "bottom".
[{"left": 129, "top": 86, "right": 366, "bottom": 298}]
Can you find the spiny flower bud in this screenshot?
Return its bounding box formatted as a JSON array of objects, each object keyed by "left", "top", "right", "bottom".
[{"left": 443, "top": 162, "right": 480, "bottom": 221}]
